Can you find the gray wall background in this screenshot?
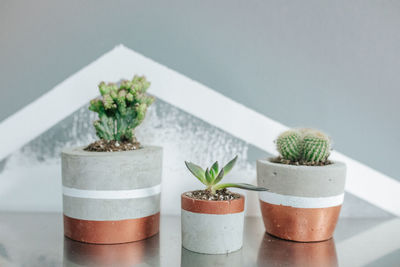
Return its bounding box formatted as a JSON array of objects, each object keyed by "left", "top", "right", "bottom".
[{"left": 1, "top": 0, "right": 399, "bottom": 180}]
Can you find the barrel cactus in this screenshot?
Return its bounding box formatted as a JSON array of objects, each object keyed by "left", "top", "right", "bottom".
[
  {"left": 302, "top": 130, "right": 330, "bottom": 163},
  {"left": 276, "top": 128, "right": 331, "bottom": 165},
  {"left": 276, "top": 130, "right": 302, "bottom": 161},
  {"left": 88, "top": 75, "right": 154, "bottom": 142}
]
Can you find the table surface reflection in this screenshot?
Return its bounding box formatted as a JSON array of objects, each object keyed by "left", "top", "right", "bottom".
[{"left": 0, "top": 213, "right": 399, "bottom": 267}]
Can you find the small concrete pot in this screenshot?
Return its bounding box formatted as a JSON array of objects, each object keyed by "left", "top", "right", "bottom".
[
  {"left": 61, "top": 146, "right": 162, "bottom": 244},
  {"left": 181, "top": 193, "right": 245, "bottom": 254},
  {"left": 257, "top": 159, "right": 346, "bottom": 242}
]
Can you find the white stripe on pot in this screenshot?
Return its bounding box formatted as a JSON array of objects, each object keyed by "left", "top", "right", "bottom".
[
  {"left": 0, "top": 44, "right": 399, "bottom": 216},
  {"left": 259, "top": 191, "right": 344, "bottom": 209},
  {"left": 62, "top": 184, "right": 161, "bottom": 199}
]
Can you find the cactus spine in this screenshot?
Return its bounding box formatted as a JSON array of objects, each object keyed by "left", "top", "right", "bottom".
[
  {"left": 302, "top": 131, "right": 330, "bottom": 163},
  {"left": 89, "top": 75, "right": 154, "bottom": 142},
  {"left": 276, "top": 130, "right": 302, "bottom": 161},
  {"left": 276, "top": 128, "right": 331, "bottom": 165}
]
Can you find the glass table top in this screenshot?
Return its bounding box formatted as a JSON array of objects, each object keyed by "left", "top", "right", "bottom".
[{"left": 0, "top": 212, "right": 399, "bottom": 267}]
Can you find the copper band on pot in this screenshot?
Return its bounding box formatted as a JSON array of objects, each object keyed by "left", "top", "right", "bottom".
[
  {"left": 63, "top": 212, "right": 160, "bottom": 244},
  {"left": 260, "top": 201, "right": 341, "bottom": 242},
  {"left": 181, "top": 193, "right": 245, "bottom": 214}
]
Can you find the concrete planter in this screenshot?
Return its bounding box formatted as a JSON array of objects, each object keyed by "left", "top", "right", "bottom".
[
  {"left": 61, "top": 146, "right": 162, "bottom": 244},
  {"left": 181, "top": 193, "right": 245, "bottom": 254},
  {"left": 257, "top": 159, "right": 346, "bottom": 242}
]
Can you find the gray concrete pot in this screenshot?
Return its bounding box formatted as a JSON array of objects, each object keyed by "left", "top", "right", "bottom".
[
  {"left": 181, "top": 193, "right": 245, "bottom": 254},
  {"left": 61, "top": 146, "right": 162, "bottom": 244},
  {"left": 257, "top": 159, "right": 346, "bottom": 242}
]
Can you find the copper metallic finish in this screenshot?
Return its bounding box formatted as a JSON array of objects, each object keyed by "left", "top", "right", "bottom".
[
  {"left": 63, "top": 213, "right": 160, "bottom": 244},
  {"left": 259, "top": 201, "right": 342, "bottom": 242},
  {"left": 181, "top": 193, "right": 244, "bottom": 214},
  {"left": 257, "top": 234, "right": 338, "bottom": 267}
]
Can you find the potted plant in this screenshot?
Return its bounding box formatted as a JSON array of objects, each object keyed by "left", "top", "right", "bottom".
[
  {"left": 61, "top": 75, "right": 162, "bottom": 244},
  {"left": 257, "top": 128, "right": 346, "bottom": 242},
  {"left": 182, "top": 156, "right": 267, "bottom": 254}
]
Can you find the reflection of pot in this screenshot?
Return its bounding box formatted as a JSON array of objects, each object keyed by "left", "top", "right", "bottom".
[
  {"left": 63, "top": 234, "right": 160, "bottom": 267},
  {"left": 181, "top": 193, "right": 245, "bottom": 254},
  {"left": 257, "top": 159, "right": 346, "bottom": 242},
  {"left": 181, "top": 247, "right": 243, "bottom": 267},
  {"left": 257, "top": 234, "right": 338, "bottom": 267},
  {"left": 61, "top": 146, "right": 162, "bottom": 244}
]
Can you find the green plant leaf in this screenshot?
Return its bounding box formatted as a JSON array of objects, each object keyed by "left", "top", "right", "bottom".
[
  {"left": 222, "top": 156, "right": 238, "bottom": 176},
  {"left": 205, "top": 168, "right": 213, "bottom": 185},
  {"left": 213, "top": 168, "right": 225, "bottom": 185},
  {"left": 211, "top": 161, "right": 219, "bottom": 176},
  {"left": 209, "top": 168, "right": 216, "bottom": 179},
  {"left": 185, "top": 161, "right": 206, "bottom": 185},
  {"left": 214, "top": 183, "right": 268, "bottom": 191}
]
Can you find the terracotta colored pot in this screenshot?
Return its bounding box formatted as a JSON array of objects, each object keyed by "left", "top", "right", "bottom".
[
  {"left": 257, "top": 234, "right": 338, "bottom": 266},
  {"left": 63, "top": 234, "right": 159, "bottom": 267},
  {"left": 181, "top": 193, "right": 245, "bottom": 254},
  {"left": 61, "top": 146, "right": 162, "bottom": 244},
  {"left": 257, "top": 159, "right": 346, "bottom": 242}
]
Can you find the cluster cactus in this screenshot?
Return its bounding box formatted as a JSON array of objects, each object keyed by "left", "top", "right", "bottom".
[
  {"left": 88, "top": 75, "right": 154, "bottom": 142},
  {"left": 185, "top": 156, "right": 267, "bottom": 194},
  {"left": 276, "top": 128, "right": 331, "bottom": 165}
]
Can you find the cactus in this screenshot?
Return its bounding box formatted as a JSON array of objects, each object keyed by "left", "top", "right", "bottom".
[
  {"left": 276, "top": 128, "right": 331, "bottom": 165},
  {"left": 89, "top": 75, "right": 154, "bottom": 142},
  {"left": 302, "top": 130, "right": 330, "bottom": 163},
  {"left": 276, "top": 130, "right": 302, "bottom": 161}
]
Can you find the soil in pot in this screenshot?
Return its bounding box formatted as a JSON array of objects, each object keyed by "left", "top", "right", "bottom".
[
  {"left": 84, "top": 139, "right": 141, "bottom": 152},
  {"left": 270, "top": 156, "right": 333, "bottom": 166},
  {"left": 184, "top": 189, "right": 241, "bottom": 201}
]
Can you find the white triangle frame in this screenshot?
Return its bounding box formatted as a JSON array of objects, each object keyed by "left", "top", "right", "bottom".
[{"left": 0, "top": 44, "right": 399, "bottom": 216}]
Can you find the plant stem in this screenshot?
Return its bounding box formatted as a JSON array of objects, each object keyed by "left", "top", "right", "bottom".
[{"left": 207, "top": 186, "right": 216, "bottom": 194}]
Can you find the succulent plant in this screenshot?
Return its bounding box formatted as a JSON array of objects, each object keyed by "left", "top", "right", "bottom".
[
  {"left": 276, "top": 128, "right": 331, "bottom": 164},
  {"left": 276, "top": 130, "right": 302, "bottom": 161},
  {"left": 302, "top": 130, "right": 330, "bottom": 163},
  {"left": 88, "top": 75, "right": 154, "bottom": 142},
  {"left": 185, "top": 156, "right": 267, "bottom": 194}
]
